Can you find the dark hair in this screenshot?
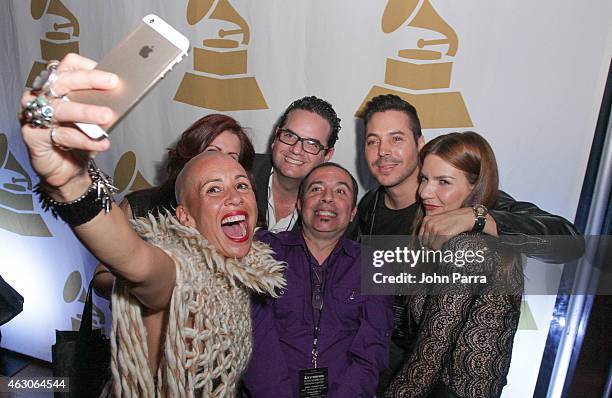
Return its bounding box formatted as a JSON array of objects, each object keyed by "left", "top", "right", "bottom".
[
  {"left": 161, "top": 114, "right": 254, "bottom": 192},
  {"left": 361, "top": 94, "right": 422, "bottom": 143},
  {"left": 276, "top": 96, "right": 341, "bottom": 149},
  {"left": 412, "top": 131, "right": 499, "bottom": 233},
  {"left": 298, "top": 162, "right": 358, "bottom": 208}
]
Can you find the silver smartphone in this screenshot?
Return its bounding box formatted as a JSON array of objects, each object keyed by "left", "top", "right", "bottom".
[{"left": 67, "top": 14, "right": 190, "bottom": 140}]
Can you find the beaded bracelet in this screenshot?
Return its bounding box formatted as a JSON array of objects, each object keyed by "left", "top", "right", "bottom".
[{"left": 35, "top": 160, "right": 119, "bottom": 227}]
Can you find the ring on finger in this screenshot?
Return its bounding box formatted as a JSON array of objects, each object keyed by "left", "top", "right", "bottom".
[
  {"left": 32, "top": 60, "right": 62, "bottom": 99},
  {"left": 20, "top": 94, "right": 55, "bottom": 128},
  {"left": 46, "top": 60, "right": 60, "bottom": 70},
  {"left": 49, "top": 127, "right": 70, "bottom": 151}
]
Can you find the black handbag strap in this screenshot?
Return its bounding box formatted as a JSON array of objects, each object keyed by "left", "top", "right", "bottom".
[{"left": 78, "top": 270, "right": 111, "bottom": 337}]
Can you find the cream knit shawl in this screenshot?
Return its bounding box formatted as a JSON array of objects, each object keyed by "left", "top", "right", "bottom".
[{"left": 103, "top": 215, "right": 285, "bottom": 397}]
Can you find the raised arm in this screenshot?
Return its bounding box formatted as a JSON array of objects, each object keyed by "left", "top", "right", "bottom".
[
  {"left": 490, "top": 191, "right": 584, "bottom": 262},
  {"left": 418, "top": 191, "right": 583, "bottom": 262},
  {"left": 93, "top": 197, "right": 134, "bottom": 300},
  {"left": 493, "top": 191, "right": 579, "bottom": 235},
  {"left": 21, "top": 54, "right": 175, "bottom": 311}
]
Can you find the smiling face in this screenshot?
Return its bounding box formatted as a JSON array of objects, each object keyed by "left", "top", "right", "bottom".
[
  {"left": 297, "top": 165, "right": 356, "bottom": 240},
  {"left": 203, "top": 130, "right": 241, "bottom": 161},
  {"left": 418, "top": 154, "right": 474, "bottom": 216},
  {"left": 175, "top": 153, "right": 257, "bottom": 259},
  {"left": 271, "top": 109, "right": 334, "bottom": 181},
  {"left": 365, "top": 110, "right": 424, "bottom": 189}
]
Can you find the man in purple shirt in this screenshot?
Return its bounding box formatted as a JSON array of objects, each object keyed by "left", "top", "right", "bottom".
[{"left": 242, "top": 162, "right": 394, "bottom": 397}]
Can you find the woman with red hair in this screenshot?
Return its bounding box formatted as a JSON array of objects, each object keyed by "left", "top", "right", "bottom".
[
  {"left": 385, "top": 132, "right": 523, "bottom": 398},
  {"left": 123, "top": 113, "right": 255, "bottom": 219}
]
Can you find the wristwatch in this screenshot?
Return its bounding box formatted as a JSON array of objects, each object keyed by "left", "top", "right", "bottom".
[{"left": 472, "top": 204, "right": 488, "bottom": 232}]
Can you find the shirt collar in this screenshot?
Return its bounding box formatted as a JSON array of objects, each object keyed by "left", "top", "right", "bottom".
[
  {"left": 281, "top": 229, "right": 359, "bottom": 260},
  {"left": 267, "top": 170, "right": 298, "bottom": 232}
]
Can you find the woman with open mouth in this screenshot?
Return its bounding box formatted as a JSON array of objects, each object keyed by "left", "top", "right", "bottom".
[
  {"left": 19, "top": 54, "right": 285, "bottom": 397},
  {"left": 93, "top": 113, "right": 256, "bottom": 300}
]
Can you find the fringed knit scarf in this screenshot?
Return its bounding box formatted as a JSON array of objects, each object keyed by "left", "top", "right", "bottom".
[{"left": 102, "top": 215, "right": 286, "bottom": 397}]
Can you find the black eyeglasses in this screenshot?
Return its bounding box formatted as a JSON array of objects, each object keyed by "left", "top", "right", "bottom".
[{"left": 276, "top": 128, "right": 328, "bottom": 155}]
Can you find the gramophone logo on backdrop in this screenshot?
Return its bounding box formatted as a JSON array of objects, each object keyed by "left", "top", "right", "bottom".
[
  {"left": 113, "top": 151, "right": 152, "bottom": 195},
  {"left": 175, "top": 0, "right": 268, "bottom": 110},
  {"left": 25, "top": 0, "right": 80, "bottom": 87},
  {"left": 357, "top": 0, "right": 472, "bottom": 129},
  {"left": 0, "top": 133, "right": 51, "bottom": 237},
  {"left": 63, "top": 271, "right": 106, "bottom": 331},
  {"left": 519, "top": 298, "right": 538, "bottom": 330}
]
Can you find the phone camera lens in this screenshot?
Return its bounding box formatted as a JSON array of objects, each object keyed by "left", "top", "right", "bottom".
[{"left": 149, "top": 18, "right": 155, "bottom": 23}]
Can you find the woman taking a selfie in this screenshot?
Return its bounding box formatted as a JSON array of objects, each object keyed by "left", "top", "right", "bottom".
[
  {"left": 93, "top": 113, "right": 256, "bottom": 299},
  {"left": 20, "top": 54, "right": 285, "bottom": 397},
  {"left": 385, "top": 132, "right": 523, "bottom": 398}
]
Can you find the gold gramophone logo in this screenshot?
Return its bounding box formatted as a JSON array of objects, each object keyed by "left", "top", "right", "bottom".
[
  {"left": 0, "top": 133, "right": 52, "bottom": 237},
  {"left": 63, "top": 270, "right": 105, "bottom": 331},
  {"left": 519, "top": 298, "right": 538, "bottom": 330},
  {"left": 25, "top": 0, "right": 80, "bottom": 87},
  {"left": 174, "top": 0, "right": 268, "bottom": 110},
  {"left": 357, "top": 0, "right": 472, "bottom": 129},
  {"left": 113, "top": 151, "right": 152, "bottom": 195}
]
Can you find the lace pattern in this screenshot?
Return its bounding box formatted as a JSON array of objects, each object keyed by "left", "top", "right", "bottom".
[{"left": 385, "top": 233, "right": 523, "bottom": 398}]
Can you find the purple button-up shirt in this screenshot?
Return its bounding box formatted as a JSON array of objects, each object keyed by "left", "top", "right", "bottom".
[{"left": 242, "top": 229, "right": 393, "bottom": 397}]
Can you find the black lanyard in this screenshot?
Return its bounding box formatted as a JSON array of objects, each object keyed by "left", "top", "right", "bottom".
[{"left": 309, "top": 262, "right": 325, "bottom": 368}]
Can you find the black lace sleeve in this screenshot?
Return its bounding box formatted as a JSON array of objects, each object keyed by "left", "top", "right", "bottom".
[{"left": 384, "top": 234, "right": 498, "bottom": 398}]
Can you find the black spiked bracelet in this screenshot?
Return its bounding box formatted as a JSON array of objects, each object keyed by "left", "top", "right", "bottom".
[{"left": 35, "top": 160, "right": 119, "bottom": 227}]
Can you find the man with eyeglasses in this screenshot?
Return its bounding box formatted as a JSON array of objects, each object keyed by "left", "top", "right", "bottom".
[
  {"left": 243, "top": 163, "right": 394, "bottom": 397},
  {"left": 252, "top": 96, "right": 340, "bottom": 232}
]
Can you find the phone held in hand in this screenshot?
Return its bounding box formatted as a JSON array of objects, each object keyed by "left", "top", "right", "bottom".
[{"left": 67, "top": 14, "right": 190, "bottom": 140}]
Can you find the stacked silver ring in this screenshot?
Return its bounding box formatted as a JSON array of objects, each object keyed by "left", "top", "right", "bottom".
[
  {"left": 22, "top": 95, "right": 55, "bottom": 128},
  {"left": 20, "top": 60, "right": 60, "bottom": 128}
]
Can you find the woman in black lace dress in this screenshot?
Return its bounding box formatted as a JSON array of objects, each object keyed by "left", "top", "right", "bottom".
[{"left": 385, "top": 132, "right": 523, "bottom": 398}]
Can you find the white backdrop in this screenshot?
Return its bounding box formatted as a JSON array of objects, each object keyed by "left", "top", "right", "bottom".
[{"left": 1, "top": 1, "right": 611, "bottom": 396}]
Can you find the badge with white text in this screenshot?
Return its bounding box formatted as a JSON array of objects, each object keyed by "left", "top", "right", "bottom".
[{"left": 299, "top": 367, "right": 328, "bottom": 398}]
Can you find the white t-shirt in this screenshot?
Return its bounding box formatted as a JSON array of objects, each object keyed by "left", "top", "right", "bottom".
[{"left": 266, "top": 171, "right": 298, "bottom": 233}]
